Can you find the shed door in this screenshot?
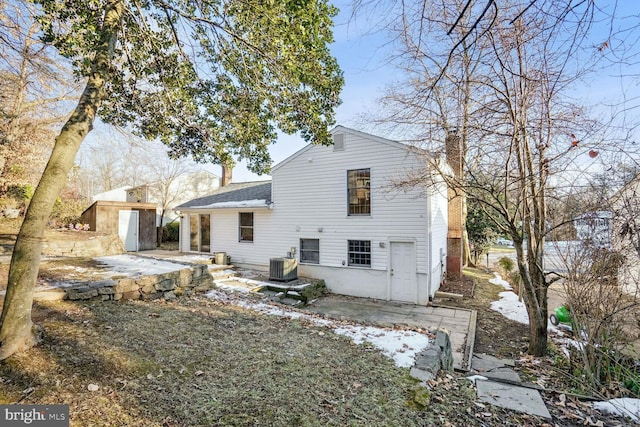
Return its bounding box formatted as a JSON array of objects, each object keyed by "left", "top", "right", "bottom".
[
  {"left": 390, "top": 242, "right": 417, "bottom": 303},
  {"left": 119, "top": 210, "right": 139, "bottom": 252}
]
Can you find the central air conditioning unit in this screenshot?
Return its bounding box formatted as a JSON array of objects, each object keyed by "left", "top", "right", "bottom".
[{"left": 269, "top": 257, "right": 298, "bottom": 282}]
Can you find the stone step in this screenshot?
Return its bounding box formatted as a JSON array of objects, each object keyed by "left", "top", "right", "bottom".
[{"left": 33, "top": 287, "right": 67, "bottom": 301}]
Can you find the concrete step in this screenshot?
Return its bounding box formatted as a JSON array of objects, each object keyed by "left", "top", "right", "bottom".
[
  {"left": 209, "top": 265, "right": 239, "bottom": 282},
  {"left": 471, "top": 353, "right": 551, "bottom": 419}
]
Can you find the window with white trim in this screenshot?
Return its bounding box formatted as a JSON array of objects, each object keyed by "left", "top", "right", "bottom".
[
  {"left": 348, "top": 240, "right": 371, "bottom": 267},
  {"left": 347, "top": 168, "right": 370, "bottom": 215},
  {"left": 300, "top": 239, "right": 319, "bottom": 264},
  {"left": 239, "top": 212, "right": 254, "bottom": 242}
]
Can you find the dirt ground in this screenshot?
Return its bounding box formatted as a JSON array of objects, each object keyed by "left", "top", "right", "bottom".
[
  {"left": 0, "top": 222, "right": 636, "bottom": 425},
  {"left": 440, "top": 267, "right": 634, "bottom": 426},
  {"left": 439, "top": 268, "right": 530, "bottom": 358},
  {"left": 0, "top": 220, "right": 177, "bottom": 293}
]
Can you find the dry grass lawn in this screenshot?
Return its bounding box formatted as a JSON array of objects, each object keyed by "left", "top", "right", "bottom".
[{"left": 0, "top": 295, "right": 450, "bottom": 426}]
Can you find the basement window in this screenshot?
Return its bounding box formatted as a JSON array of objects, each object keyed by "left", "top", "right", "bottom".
[
  {"left": 300, "top": 238, "right": 320, "bottom": 264},
  {"left": 348, "top": 240, "right": 371, "bottom": 267}
]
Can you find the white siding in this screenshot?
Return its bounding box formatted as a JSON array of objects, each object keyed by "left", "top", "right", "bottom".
[
  {"left": 179, "top": 127, "right": 448, "bottom": 303},
  {"left": 179, "top": 215, "right": 190, "bottom": 252},
  {"left": 271, "top": 134, "right": 428, "bottom": 263},
  {"left": 179, "top": 208, "right": 274, "bottom": 266},
  {"left": 429, "top": 180, "right": 449, "bottom": 295},
  {"left": 208, "top": 209, "right": 274, "bottom": 265},
  {"left": 266, "top": 129, "right": 439, "bottom": 303}
]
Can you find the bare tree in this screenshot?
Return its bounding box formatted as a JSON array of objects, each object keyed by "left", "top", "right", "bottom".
[
  {"left": 131, "top": 142, "right": 201, "bottom": 240},
  {"left": 370, "top": 0, "right": 628, "bottom": 356},
  {"left": 0, "top": 1, "right": 79, "bottom": 194},
  {"left": 374, "top": 0, "right": 491, "bottom": 267}
]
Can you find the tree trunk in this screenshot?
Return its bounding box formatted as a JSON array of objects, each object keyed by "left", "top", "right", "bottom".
[
  {"left": 0, "top": 0, "right": 124, "bottom": 360},
  {"left": 527, "top": 311, "right": 548, "bottom": 356},
  {"left": 513, "top": 234, "right": 549, "bottom": 356}
]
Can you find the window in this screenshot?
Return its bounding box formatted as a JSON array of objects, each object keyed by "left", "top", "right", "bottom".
[
  {"left": 300, "top": 239, "right": 320, "bottom": 264},
  {"left": 348, "top": 240, "right": 371, "bottom": 267},
  {"left": 239, "top": 212, "right": 253, "bottom": 242},
  {"left": 348, "top": 168, "right": 370, "bottom": 215}
]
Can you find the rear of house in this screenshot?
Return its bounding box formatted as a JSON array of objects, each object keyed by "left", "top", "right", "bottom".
[{"left": 178, "top": 126, "right": 448, "bottom": 304}]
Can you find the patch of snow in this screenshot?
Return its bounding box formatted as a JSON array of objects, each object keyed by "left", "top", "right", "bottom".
[
  {"left": 593, "top": 398, "right": 640, "bottom": 423},
  {"left": 333, "top": 325, "right": 430, "bottom": 368},
  {"left": 94, "top": 254, "right": 187, "bottom": 277},
  {"left": 211, "top": 269, "right": 237, "bottom": 276},
  {"left": 190, "top": 199, "right": 267, "bottom": 209},
  {"left": 489, "top": 273, "right": 512, "bottom": 290},
  {"left": 179, "top": 254, "right": 213, "bottom": 263},
  {"left": 490, "top": 291, "right": 529, "bottom": 324},
  {"left": 204, "top": 288, "right": 431, "bottom": 368},
  {"left": 215, "top": 282, "right": 253, "bottom": 293}
]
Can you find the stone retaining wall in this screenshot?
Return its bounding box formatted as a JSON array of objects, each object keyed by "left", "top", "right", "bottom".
[
  {"left": 41, "top": 233, "right": 125, "bottom": 257},
  {"left": 63, "top": 264, "right": 213, "bottom": 302}
]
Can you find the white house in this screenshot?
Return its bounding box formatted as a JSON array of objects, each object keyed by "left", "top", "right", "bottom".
[
  {"left": 177, "top": 126, "right": 448, "bottom": 304},
  {"left": 610, "top": 177, "right": 640, "bottom": 296},
  {"left": 92, "top": 185, "right": 133, "bottom": 202},
  {"left": 573, "top": 210, "right": 612, "bottom": 248}
]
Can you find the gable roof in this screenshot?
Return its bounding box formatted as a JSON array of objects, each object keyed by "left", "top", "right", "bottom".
[
  {"left": 177, "top": 181, "right": 271, "bottom": 210},
  {"left": 272, "top": 125, "right": 419, "bottom": 173}
]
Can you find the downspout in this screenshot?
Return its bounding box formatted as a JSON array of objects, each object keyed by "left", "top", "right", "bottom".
[{"left": 426, "top": 185, "right": 433, "bottom": 302}]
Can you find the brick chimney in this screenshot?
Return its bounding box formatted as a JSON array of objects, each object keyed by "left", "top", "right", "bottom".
[
  {"left": 446, "top": 131, "right": 463, "bottom": 280},
  {"left": 221, "top": 164, "right": 232, "bottom": 187}
]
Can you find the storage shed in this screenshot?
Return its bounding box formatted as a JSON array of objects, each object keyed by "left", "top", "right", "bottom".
[{"left": 80, "top": 201, "right": 157, "bottom": 251}]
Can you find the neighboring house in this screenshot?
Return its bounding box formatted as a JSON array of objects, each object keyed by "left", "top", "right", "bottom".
[
  {"left": 92, "top": 186, "right": 132, "bottom": 202},
  {"left": 610, "top": 177, "right": 640, "bottom": 295},
  {"left": 177, "top": 126, "right": 448, "bottom": 304},
  {"left": 573, "top": 211, "right": 612, "bottom": 248},
  {"left": 127, "top": 170, "right": 220, "bottom": 226}
]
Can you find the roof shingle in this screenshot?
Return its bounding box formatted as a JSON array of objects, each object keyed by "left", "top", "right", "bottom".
[{"left": 177, "top": 181, "right": 271, "bottom": 209}]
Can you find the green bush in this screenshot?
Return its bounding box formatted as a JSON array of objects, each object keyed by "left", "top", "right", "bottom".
[
  {"left": 163, "top": 221, "right": 180, "bottom": 241},
  {"left": 498, "top": 256, "right": 515, "bottom": 273},
  {"left": 7, "top": 184, "right": 34, "bottom": 201},
  {"left": 50, "top": 197, "right": 86, "bottom": 227}
]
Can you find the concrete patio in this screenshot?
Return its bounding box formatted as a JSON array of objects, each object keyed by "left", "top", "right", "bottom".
[{"left": 304, "top": 295, "right": 476, "bottom": 371}]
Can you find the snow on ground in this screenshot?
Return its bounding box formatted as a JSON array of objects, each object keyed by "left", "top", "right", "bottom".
[
  {"left": 489, "top": 273, "right": 512, "bottom": 290},
  {"left": 488, "top": 274, "right": 529, "bottom": 324},
  {"left": 205, "top": 285, "right": 431, "bottom": 368},
  {"left": 94, "top": 254, "right": 188, "bottom": 277},
  {"left": 333, "top": 325, "right": 430, "bottom": 368},
  {"left": 178, "top": 254, "right": 215, "bottom": 263},
  {"left": 488, "top": 274, "right": 640, "bottom": 423},
  {"left": 593, "top": 398, "right": 640, "bottom": 423},
  {"left": 490, "top": 290, "right": 529, "bottom": 324}
]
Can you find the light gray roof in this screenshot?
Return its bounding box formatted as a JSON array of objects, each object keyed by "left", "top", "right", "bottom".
[{"left": 177, "top": 181, "right": 272, "bottom": 209}]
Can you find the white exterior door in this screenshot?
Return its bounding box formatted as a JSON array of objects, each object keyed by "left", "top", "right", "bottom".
[
  {"left": 118, "top": 210, "right": 139, "bottom": 252},
  {"left": 390, "top": 241, "right": 417, "bottom": 303}
]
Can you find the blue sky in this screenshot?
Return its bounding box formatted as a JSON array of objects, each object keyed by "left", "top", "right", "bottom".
[
  {"left": 80, "top": 0, "right": 640, "bottom": 184},
  {"left": 230, "top": 0, "right": 395, "bottom": 181},
  {"left": 81, "top": 0, "right": 392, "bottom": 183}
]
